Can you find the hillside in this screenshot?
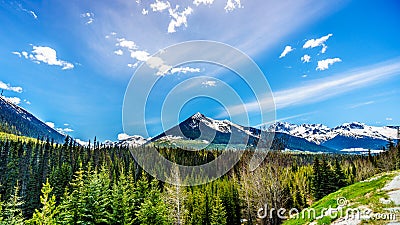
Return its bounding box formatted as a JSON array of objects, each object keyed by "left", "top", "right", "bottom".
[
  {"left": 283, "top": 171, "right": 400, "bottom": 225},
  {"left": 0, "top": 96, "right": 65, "bottom": 143}
]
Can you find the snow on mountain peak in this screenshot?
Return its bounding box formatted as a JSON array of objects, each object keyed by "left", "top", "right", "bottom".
[{"left": 272, "top": 121, "right": 397, "bottom": 145}]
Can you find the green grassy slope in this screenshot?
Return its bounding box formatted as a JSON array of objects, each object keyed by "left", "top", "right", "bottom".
[{"left": 283, "top": 171, "right": 400, "bottom": 225}]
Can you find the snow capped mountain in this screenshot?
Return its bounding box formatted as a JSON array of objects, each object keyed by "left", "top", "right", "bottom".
[
  {"left": 186, "top": 112, "right": 259, "bottom": 137},
  {"left": 118, "top": 135, "right": 148, "bottom": 147},
  {"left": 103, "top": 134, "right": 148, "bottom": 148},
  {"left": 270, "top": 122, "right": 333, "bottom": 144},
  {"left": 113, "top": 113, "right": 397, "bottom": 152},
  {"left": 150, "top": 112, "right": 333, "bottom": 152},
  {"left": 271, "top": 121, "right": 398, "bottom": 148}
]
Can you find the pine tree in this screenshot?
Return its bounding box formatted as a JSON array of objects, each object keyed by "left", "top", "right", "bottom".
[
  {"left": 136, "top": 180, "right": 171, "bottom": 225},
  {"left": 311, "top": 157, "right": 323, "bottom": 199},
  {"left": 1, "top": 184, "right": 25, "bottom": 225},
  {"left": 0, "top": 194, "right": 3, "bottom": 223},
  {"left": 320, "top": 157, "right": 334, "bottom": 197},
  {"left": 56, "top": 167, "right": 87, "bottom": 224},
  {"left": 210, "top": 195, "right": 227, "bottom": 225},
  {"left": 333, "top": 158, "right": 347, "bottom": 190},
  {"left": 83, "top": 167, "right": 111, "bottom": 224},
  {"left": 110, "top": 171, "right": 135, "bottom": 225},
  {"left": 28, "top": 179, "right": 57, "bottom": 225}
]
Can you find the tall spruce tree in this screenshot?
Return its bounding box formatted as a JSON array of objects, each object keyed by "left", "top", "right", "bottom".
[{"left": 28, "top": 179, "right": 57, "bottom": 225}]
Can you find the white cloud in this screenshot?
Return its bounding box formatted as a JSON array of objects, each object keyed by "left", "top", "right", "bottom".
[
  {"left": 62, "top": 128, "right": 74, "bottom": 133},
  {"left": 301, "top": 74, "right": 307, "bottom": 78},
  {"left": 46, "top": 122, "right": 73, "bottom": 133},
  {"left": 224, "top": 0, "right": 242, "bottom": 12},
  {"left": 24, "top": 99, "right": 31, "bottom": 105},
  {"left": 170, "top": 67, "right": 200, "bottom": 74},
  {"left": 386, "top": 117, "right": 393, "bottom": 121},
  {"left": 303, "top": 34, "right": 333, "bottom": 53},
  {"left": 118, "top": 133, "right": 131, "bottom": 141},
  {"left": 12, "top": 52, "right": 21, "bottom": 57},
  {"left": 202, "top": 80, "right": 217, "bottom": 87},
  {"left": 17, "top": 4, "right": 38, "bottom": 19},
  {"left": 145, "top": 56, "right": 172, "bottom": 75},
  {"left": 225, "top": 59, "right": 400, "bottom": 114},
  {"left": 193, "top": 0, "right": 214, "bottom": 6},
  {"left": 4, "top": 97, "right": 21, "bottom": 105},
  {"left": 349, "top": 101, "right": 375, "bottom": 109},
  {"left": 29, "top": 11, "right": 38, "bottom": 19},
  {"left": 167, "top": 6, "right": 193, "bottom": 33},
  {"left": 316, "top": 58, "right": 341, "bottom": 71},
  {"left": 114, "top": 49, "right": 123, "bottom": 56},
  {"left": 127, "top": 63, "right": 139, "bottom": 68},
  {"left": 130, "top": 50, "right": 151, "bottom": 61},
  {"left": 15, "top": 46, "right": 74, "bottom": 70},
  {"left": 45, "top": 122, "right": 55, "bottom": 129},
  {"left": 0, "top": 81, "right": 23, "bottom": 93},
  {"left": 81, "top": 12, "right": 94, "bottom": 24},
  {"left": 116, "top": 38, "right": 137, "bottom": 50},
  {"left": 150, "top": 0, "right": 171, "bottom": 12},
  {"left": 142, "top": 9, "right": 149, "bottom": 15},
  {"left": 321, "top": 45, "right": 328, "bottom": 54},
  {"left": 279, "top": 45, "right": 294, "bottom": 58},
  {"left": 22, "top": 51, "right": 28, "bottom": 59},
  {"left": 301, "top": 54, "right": 311, "bottom": 63}
]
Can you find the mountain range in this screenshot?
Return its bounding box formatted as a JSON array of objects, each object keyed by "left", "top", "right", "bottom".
[
  {"left": 126, "top": 113, "right": 398, "bottom": 152},
  {"left": 0, "top": 96, "right": 398, "bottom": 153}
]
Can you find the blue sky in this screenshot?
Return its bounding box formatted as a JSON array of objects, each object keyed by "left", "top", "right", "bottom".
[{"left": 0, "top": 0, "right": 399, "bottom": 141}]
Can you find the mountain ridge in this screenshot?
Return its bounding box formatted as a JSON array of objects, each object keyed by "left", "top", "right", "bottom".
[
  {"left": 0, "top": 96, "right": 66, "bottom": 143},
  {"left": 120, "top": 113, "right": 398, "bottom": 152}
]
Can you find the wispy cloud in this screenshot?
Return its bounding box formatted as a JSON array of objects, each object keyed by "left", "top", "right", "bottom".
[
  {"left": 202, "top": 80, "right": 217, "bottom": 87},
  {"left": 348, "top": 101, "right": 375, "bottom": 109},
  {"left": 386, "top": 117, "right": 393, "bottom": 121},
  {"left": 170, "top": 67, "right": 200, "bottom": 74},
  {"left": 0, "top": 81, "right": 22, "bottom": 93},
  {"left": 14, "top": 46, "right": 74, "bottom": 70},
  {"left": 17, "top": 4, "right": 38, "bottom": 20},
  {"left": 279, "top": 46, "right": 294, "bottom": 58},
  {"left": 81, "top": 12, "right": 95, "bottom": 24},
  {"left": 226, "top": 59, "right": 400, "bottom": 115},
  {"left": 316, "top": 58, "right": 341, "bottom": 71},
  {"left": 303, "top": 33, "right": 333, "bottom": 53},
  {"left": 193, "top": 0, "right": 214, "bottom": 6}
]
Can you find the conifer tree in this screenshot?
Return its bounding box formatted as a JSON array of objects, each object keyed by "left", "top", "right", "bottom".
[
  {"left": 1, "top": 184, "right": 25, "bottom": 225},
  {"left": 136, "top": 180, "right": 171, "bottom": 225},
  {"left": 333, "top": 158, "right": 347, "bottom": 190},
  {"left": 110, "top": 171, "right": 135, "bottom": 225},
  {"left": 28, "top": 179, "right": 57, "bottom": 225},
  {"left": 311, "top": 157, "right": 323, "bottom": 199},
  {"left": 210, "top": 195, "right": 227, "bottom": 225}
]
